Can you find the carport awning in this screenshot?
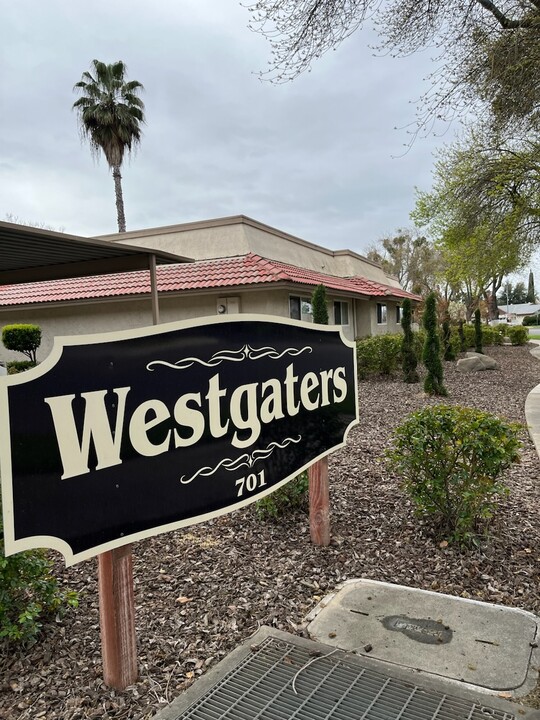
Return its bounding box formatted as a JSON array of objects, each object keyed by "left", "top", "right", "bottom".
[{"left": 0, "top": 221, "right": 192, "bottom": 285}]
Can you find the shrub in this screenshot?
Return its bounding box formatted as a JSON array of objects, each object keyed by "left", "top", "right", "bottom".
[
  {"left": 311, "top": 284, "right": 329, "bottom": 324},
  {"left": 458, "top": 320, "right": 466, "bottom": 352},
  {"left": 387, "top": 405, "right": 521, "bottom": 544},
  {"left": 442, "top": 319, "right": 456, "bottom": 361},
  {"left": 522, "top": 315, "right": 539, "bottom": 326},
  {"left": 255, "top": 472, "right": 309, "bottom": 519},
  {"left": 0, "top": 497, "right": 78, "bottom": 644},
  {"left": 7, "top": 360, "right": 35, "bottom": 374},
  {"left": 474, "top": 309, "right": 483, "bottom": 353},
  {"left": 422, "top": 292, "right": 447, "bottom": 396},
  {"left": 481, "top": 326, "right": 503, "bottom": 346},
  {"left": 400, "top": 298, "right": 419, "bottom": 383},
  {"left": 2, "top": 324, "right": 41, "bottom": 363},
  {"left": 356, "top": 334, "right": 402, "bottom": 378},
  {"left": 507, "top": 325, "right": 529, "bottom": 345}
]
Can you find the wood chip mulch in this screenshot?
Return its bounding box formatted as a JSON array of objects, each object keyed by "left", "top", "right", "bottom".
[{"left": 1, "top": 344, "right": 540, "bottom": 719}]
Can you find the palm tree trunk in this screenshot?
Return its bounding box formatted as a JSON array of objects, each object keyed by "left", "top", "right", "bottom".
[{"left": 112, "top": 166, "right": 126, "bottom": 233}]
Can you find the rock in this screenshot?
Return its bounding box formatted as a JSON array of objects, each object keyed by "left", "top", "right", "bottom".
[
  {"left": 457, "top": 357, "right": 486, "bottom": 372},
  {"left": 457, "top": 352, "right": 499, "bottom": 372}
]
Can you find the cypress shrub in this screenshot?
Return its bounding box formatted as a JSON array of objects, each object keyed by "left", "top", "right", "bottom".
[
  {"left": 458, "top": 320, "right": 466, "bottom": 352},
  {"left": 400, "top": 298, "right": 419, "bottom": 383},
  {"left": 422, "top": 292, "right": 447, "bottom": 396},
  {"left": 474, "top": 309, "right": 483, "bottom": 354},
  {"left": 311, "top": 284, "right": 329, "bottom": 324},
  {"left": 442, "top": 318, "right": 456, "bottom": 361}
]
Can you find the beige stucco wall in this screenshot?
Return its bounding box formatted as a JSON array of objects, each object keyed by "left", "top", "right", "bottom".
[
  {"left": 99, "top": 217, "right": 396, "bottom": 287},
  {"left": 0, "top": 286, "right": 365, "bottom": 365}
]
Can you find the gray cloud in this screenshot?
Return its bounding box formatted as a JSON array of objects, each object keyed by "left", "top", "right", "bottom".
[{"left": 1, "top": 0, "right": 455, "bottom": 254}]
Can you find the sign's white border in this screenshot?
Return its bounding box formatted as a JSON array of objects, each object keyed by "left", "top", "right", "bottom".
[{"left": 0, "top": 314, "right": 359, "bottom": 565}]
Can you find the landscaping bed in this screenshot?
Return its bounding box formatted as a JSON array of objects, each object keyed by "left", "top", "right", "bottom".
[{"left": 1, "top": 344, "right": 540, "bottom": 719}]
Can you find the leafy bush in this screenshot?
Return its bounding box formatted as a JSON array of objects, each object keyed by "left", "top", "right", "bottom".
[
  {"left": 255, "top": 472, "right": 309, "bottom": 519},
  {"left": 0, "top": 497, "right": 78, "bottom": 644},
  {"left": 387, "top": 405, "right": 521, "bottom": 544},
  {"left": 458, "top": 320, "right": 466, "bottom": 352},
  {"left": 522, "top": 315, "right": 539, "bottom": 326},
  {"left": 7, "top": 360, "right": 35, "bottom": 374},
  {"left": 507, "top": 325, "right": 529, "bottom": 345},
  {"left": 356, "top": 334, "right": 403, "bottom": 378},
  {"left": 2, "top": 324, "right": 41, "bottom": 363},
  {"left": 482, "top": 326, "right": 504, "bottom": 346}
]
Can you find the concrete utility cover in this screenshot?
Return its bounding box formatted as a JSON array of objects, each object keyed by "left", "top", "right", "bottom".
[{"left": 307, "top": 579, "right": 539, "bottom": 695}]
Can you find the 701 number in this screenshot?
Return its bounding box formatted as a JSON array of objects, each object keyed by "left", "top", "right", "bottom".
[{"left": 236, "top": 469, "right": 266, "bottom": 497}]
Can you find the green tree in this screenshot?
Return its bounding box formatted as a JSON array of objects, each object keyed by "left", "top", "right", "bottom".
[
  {"left": 412, "top": 133, "right": 536, "bottom": 321},
  {"left": 422, "top": 292, "right": 447, "bottom": 396},
  {"left": 474, "top": 308, "right": 483, "bottom": 353},
  {"left": 73, "top": 60, "right": 145, "bottom": 233},
  {"left": 497, "top": 281, "right": 528, "bottom": 305},
  {"left": 366, "top": 230, "right": 438, "bottom": 294},
  {"left": 527, "top": 271, "right": 536, "bottom": 303},
  {"left": 400, "top": 298, "right": 419, "bottom": 383},
  {"left": 311, "top": 284, "right": 329, "bottom": 324},
  {"left": 2, "top": 324, "right": 41, "bottom": 364},
  {"left": 247, "top": 1, "right": 540, "bottom": 134}
]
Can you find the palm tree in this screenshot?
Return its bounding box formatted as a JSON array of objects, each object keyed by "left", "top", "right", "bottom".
[{"left": 73, "top": 60, "right": 145, "bottom": 233}]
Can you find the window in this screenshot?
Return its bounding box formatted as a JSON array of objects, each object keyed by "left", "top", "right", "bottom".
[
  {"left": 289, "top": 296, "right": 313, "bottom": 322},
  {"left": 334, "top": 301, "right": 350, "bottom": 326},
  {"left": 377, "top": 303, "right": 387, "bottom": 325},
  {"left": 396, "top": 305, "right": 402, "bottom": 324}
]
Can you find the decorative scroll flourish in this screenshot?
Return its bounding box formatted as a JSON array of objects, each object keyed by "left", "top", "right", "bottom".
[
  {"left": 147, "top": 344, "right": 312, "bottom": 371},
  {"left": 180, "top": 436, "right": 302, "bottom": 485}
]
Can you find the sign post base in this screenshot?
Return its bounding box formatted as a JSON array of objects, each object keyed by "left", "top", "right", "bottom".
[
  {"left": 309, "top": 457, "right": 330, "bottom": 546},
  {"left": 98, "top": 545, "right": 138, "bottom": 690}
]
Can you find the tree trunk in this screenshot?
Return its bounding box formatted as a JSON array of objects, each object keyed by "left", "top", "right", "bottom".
[
  {"left": 485, "top": 289, "right": 499, "bottom": 321},
  {"left": 112, "top": 166, "right": 126, "bottom": 233}
]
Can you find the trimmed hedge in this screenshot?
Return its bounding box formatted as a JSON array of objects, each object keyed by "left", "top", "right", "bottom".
[
  {"left": 356, "top": 334, "right": 403, "bottom": 378},
  {"left": 507, "top": 325, "right": 529, "bottom": 345}
]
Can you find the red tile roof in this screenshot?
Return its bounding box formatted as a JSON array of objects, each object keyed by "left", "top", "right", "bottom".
[{"left": 0, "top": 253, "right": 420, "bottom": 306}]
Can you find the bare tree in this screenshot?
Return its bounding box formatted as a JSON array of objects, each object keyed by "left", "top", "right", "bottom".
[{"left": 246, "top": 1, "right": 540, "bottom": 133}]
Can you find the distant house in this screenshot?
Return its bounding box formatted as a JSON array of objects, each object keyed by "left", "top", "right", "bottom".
[
  {"left": 0, "top": 215, "right": 419, "bottom": 362},
  {"left": 497, "top": 303, "right": 540, "bottom": 325}
]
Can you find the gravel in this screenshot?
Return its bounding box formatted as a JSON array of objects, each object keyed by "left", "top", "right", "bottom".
[{"left": 1, "top": 343, "right": 540, "bottom": 719}]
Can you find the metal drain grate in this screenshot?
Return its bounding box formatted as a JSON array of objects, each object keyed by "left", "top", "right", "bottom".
[{"left": 173, "top": 636, "right": 518, "bottom": 720}]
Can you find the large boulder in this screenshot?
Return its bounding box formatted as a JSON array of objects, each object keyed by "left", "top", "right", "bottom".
[{"left": 457, "top": 352, "right": 498, "bottom": 373}]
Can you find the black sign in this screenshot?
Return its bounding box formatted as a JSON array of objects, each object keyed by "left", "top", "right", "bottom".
[{"left": 1, "top": 316, "right": 358, "bottom": 564}]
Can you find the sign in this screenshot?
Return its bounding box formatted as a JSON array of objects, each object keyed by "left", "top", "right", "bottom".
[{"left": 1, "top": 315, "right": 358, "bottom": 564}]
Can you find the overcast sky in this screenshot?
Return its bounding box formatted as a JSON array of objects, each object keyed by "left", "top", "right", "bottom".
[{"left": 1, "top": 0, "right": 459, "bottom": 256}]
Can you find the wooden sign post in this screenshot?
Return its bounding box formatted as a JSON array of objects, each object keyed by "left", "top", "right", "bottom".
[
  {"left": 98, "top": 545, "right": 138, "bottom": 690},
  {"left": 309, "top": 457, "right": 330, "bottom": 546}
]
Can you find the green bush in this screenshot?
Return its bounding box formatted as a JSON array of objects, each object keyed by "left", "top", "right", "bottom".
[
  {"left": 507, "top": 325, "right": 529, "bottom": 345},
  {"left": 2, "top": 324, "right": 41, "bottom": 364},
  {"left": 7, "top": 360, "right": 36, "bottom": 374},
  {"left": 522, "top": 315, "right": 538, "bottom": 326},
  {"left": 0, "top": 497, "right": 78, "bottom": 644},
  {"left": 255, "top": 472, "right": 309, "bottom": 519},
  {"left": 356, "top": 334, "right": 403, "bottom": 378},
  {"left": 387, "top": 405, "right": 521, "bottom": 544}
]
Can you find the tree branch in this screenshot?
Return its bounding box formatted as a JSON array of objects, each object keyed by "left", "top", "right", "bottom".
[{"left": 475, "top": 0, "right": 535, "bottom": 29}]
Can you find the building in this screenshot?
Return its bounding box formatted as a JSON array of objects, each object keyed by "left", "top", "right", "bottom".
[{"left": 0, "top": 216, "right": 418, "bottom": 362}]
